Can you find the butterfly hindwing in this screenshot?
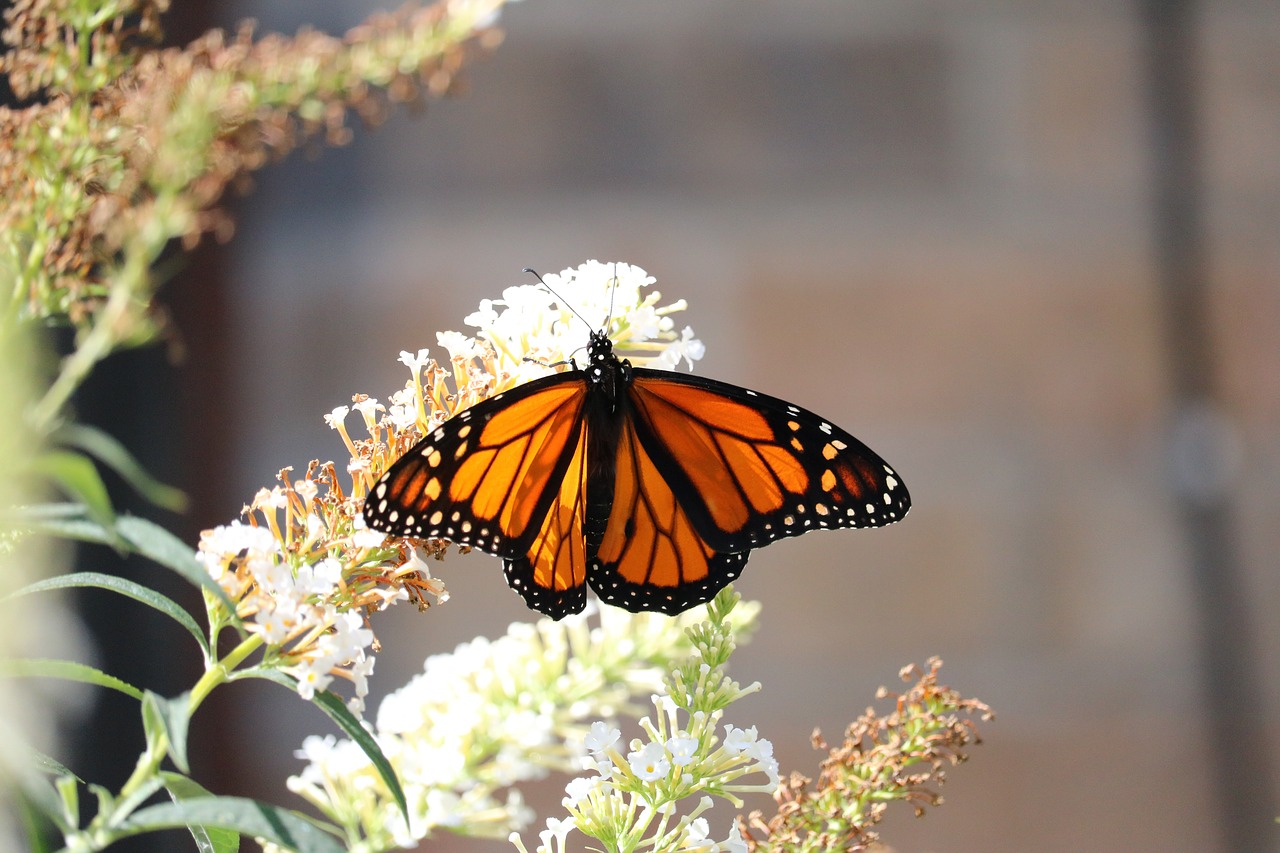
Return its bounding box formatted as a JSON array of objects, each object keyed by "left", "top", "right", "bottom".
[
  {"left": 589, "top": 416, "right": 749, "bottom": 614},
  {"left": 501, "top": 419, "right": 591, "bottom": 618},
  {"left": 624, "top": 368, "right": 910, "bottom": 551}
]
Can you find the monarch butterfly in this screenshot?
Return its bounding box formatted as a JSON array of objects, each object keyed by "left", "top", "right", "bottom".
[{"left": 364, "top": 279, "right": 909, "bottom": 619}]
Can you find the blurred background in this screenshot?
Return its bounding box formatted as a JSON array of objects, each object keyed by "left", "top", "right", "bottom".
[{"left": 69, "top": 0, "right": 1278, "bottom": 851}]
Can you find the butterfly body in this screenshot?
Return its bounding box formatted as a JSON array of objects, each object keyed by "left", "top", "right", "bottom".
[{"left": 365, "top": 329, "right": 909, "bottom": 619}]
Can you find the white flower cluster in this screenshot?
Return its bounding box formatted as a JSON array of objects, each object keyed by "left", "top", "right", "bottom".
[
  {"left": 513, "top": 591, "right": 769, "bottom": 853},
  {"left": 196, "top": 519, "right": 390, "bottom": 713},
  {"left": 287, "top": 601, "right": 745, "bottom": 848},
  {"left": 463, "top": 260, "right": 705, "bottom": 384}
]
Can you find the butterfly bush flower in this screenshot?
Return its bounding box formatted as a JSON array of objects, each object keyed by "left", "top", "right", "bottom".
[
  {"left": 194, "top": 261, "right": 699, "bottom": 711},
  {"left": 510, "top": 589, "right": 774, "bottom": 853},
  {"left": 287, "top": 597, "right": 759, "bottom": 848}
]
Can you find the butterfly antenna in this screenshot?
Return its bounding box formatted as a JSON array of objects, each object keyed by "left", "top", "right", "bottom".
[
  {"left": 523, "top": 268, "right": 594, "bottom": 332},
  {"left": 604, "top": 261, "right": 619, "bottom": 332}
]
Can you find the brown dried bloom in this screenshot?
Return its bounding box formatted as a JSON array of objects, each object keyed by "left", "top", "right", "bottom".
[
  {"left": 0, "top": 0, "right": 509, "bottom": 429},
  {"left": 737, "top": 657, "right": 993, "bottom": 852}
]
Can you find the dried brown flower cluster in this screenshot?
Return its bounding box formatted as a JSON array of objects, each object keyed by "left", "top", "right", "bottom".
[
  {"left": 738, "top": 657, "right": 993, "bottom": 852},
  {"left": 0, "top": 0, "right": 508, "bottom": 428}
]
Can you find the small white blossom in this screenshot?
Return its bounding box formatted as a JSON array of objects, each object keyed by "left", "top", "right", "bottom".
[
  {"left": 538, "top": 816, "right": 575, "bottom": 851},
  {"left": 722, "top": 725, "right": 758, "bottom": 756},
  {"left": 721, "top": 825, "right": 749, "bottom": 853},
  {"left": 667, "top": 735, "right": 699, "bottom": 767},
  {"left": 563, "top": 776, "right": 596, "bottom": 806},
  {"left": 398, "top": 348, "right": 432, "bottom": 371},
  {"left": 628, "top": 741, "right": 670, "bottom": 782},
  {"left": 323, "top": 406, "right": 349, "bottom": 429},
  {"left": 584, "top": 721, "right": 620, "bottom": 754},
  {"left": 436, "top": 330, "right": 482, "bottom": 361}
]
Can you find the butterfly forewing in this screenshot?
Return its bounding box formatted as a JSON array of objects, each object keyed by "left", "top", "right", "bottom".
[
  {"left": 625, "top": 369, "right": 910, "bottom": 551},
  {"left": 363, "top": 372, "right": 589, "bottom": 558}
]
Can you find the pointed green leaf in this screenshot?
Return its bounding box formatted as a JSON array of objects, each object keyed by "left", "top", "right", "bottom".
[
  {"left": 2, "top": 503, "right": 111, "bottom": 544},
  {"left": 54, "top": 423, "right": 188, "bottom": 512},
  {"left": 27, "top": 450, "right": 117, "bottom": 538},
  {"left": 115, "top": 514, "right": 236, "bottom": 615},
  {"left": 0, "top": 658, "right": 143, "bottom": 700},
  {"left": 242, "top": 669, "right": 408, "bottom": 827},
  {"left": 309, "top": 690, "right": 408, "bottom": 826},
  {"left": 0, "top": 505, "right": 236, "bottom": 619},
  {"left": 29, "top": 749, "right": 81, "bottom": 783},
  {"left": 141, "top": 690, "right": 192, "bottom": 774},
  {"left": 160, "top": 773, "right": 241, "bottom": 853},
  {"left": 119, "top": 797, "right": 343, "bottom": 853},
  {"left": 15, "top": 786, "right": 62, "bottom": 852},
  {"left": 4, "top": 572, "right": 208, "bottom": 655}
]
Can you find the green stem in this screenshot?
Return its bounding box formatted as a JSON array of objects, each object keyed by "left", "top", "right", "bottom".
[
  {"left": 29, "top": 237, "right": 149, "bottom": 433},
  {"left": 106, "top": 633, "right": 264, "bottom": 825},
  {"left": 190, "top": 633, "right": 264, "bottom": 710}
]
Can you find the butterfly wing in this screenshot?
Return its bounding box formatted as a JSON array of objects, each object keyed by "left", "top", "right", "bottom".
[
  {"left": 364, "top": 372, "right": 593, "bottom": 616},
  {"left": 501, "top": 419, "right": 592, "bottom": 618},
  {"left": 589, "top": 414, "right": 750, "bottom": 614},
  {"left": 623, "top": 367, "right": 909, "bottom": 549},
  {"left": 588, "top": 367, "right": 907, "bottom": 616}
]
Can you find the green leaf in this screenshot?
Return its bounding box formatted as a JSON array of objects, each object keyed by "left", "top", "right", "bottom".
[
  {"left": 141, "top": 690, "right": 192, "bottom": 774},
  {"left": 15, "top": 786, "right": 62, "bottom": 853},
  {"left": 119, "top": 797, "right": 343, "bottom": 853},
  {"left": 309, "top": 690, "right": 409, "bottom": 826},
  {"left": 0, "top": 658, "right": 143, "bottom": 700},
  {"left": 159, "top": 773, "right": 241, "bottom": 853},
  {"left": 27, "top": 450, "right": 117, "bottom": 539},
  {"left": 115, "top": 514, "right": 236, "bottom": 616},
  {"left": 243, "top": 669, "right": 409, "bottom": 828},
  {"left": 28, "top": 749, "right": 81, "bottom": 784},
  {"left": 1, "top": 504, "right": 236, "bottom": 619},
  {"left": 3, "top": 571, "right": 208, "bottom": 656},
  {"left": 2, "top": 503, "right": 112, "bottom": 544},
  {"left": 54, "top": 423, "right": 188, "bottom": 512}
]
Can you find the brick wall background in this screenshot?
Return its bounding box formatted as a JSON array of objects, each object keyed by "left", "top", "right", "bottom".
[{"left": 207, "top": 1, "right": 1279, "bottom": 850}]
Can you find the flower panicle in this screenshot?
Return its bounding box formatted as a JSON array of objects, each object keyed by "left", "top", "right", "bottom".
[
  {"left": 516, "top": 587, "right": 768, "bottom": 853},
  {"left": 289, "top": 599, "right": 743, "bottom": 849},
  {"left": 735, "top": 657, "right": 993, "bottom": 852}
]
